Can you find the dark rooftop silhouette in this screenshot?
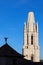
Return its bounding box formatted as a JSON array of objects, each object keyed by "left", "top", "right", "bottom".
[{"left": 0, "top": 43, "right": 43, "bottom": 65}]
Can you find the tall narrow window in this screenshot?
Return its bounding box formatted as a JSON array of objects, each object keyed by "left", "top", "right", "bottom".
[
  {"left": 31, "top": 54, "right": 33, "bottom": 61},
  {"left": 27, "top": 34, "right": 28, "bottom": 45},
  {"left": 31, "top": 35, "right": 33, "bottom": 45},
  {"left": 36, "top": 24, "right": 37, "bottom": 32}
]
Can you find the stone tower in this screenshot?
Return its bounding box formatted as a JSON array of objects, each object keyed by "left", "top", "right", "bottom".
[{"left": 22, "top": 12, "right": 40, "bottom": 62}]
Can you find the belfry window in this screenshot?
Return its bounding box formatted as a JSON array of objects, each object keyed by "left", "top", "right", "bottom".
[{"left": 31, "top": 35, "right": 33, "bottom": 45}]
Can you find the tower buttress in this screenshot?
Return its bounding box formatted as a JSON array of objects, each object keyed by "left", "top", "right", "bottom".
[
  {"left": 22, "top": 22, "right": 27, "bottom": 56},
  {"left": 24, "top": 22, "right": 27, "bottom": 46}
]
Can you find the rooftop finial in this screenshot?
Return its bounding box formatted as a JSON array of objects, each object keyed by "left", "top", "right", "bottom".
[{"left": 4, "top": 37, "right": 8, "bottom": 44}]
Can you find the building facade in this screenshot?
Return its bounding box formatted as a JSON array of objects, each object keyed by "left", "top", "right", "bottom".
[{"left": 22, "top": 12, "right": 40, "bottom": 62}]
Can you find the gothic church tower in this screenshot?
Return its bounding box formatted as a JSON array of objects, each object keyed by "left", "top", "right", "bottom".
[{"left": 22, "top": 12, "right": 40, "bottom": 62}]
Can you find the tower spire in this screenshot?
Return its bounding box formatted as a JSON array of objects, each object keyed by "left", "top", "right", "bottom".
[
  {"left": 27, "top": 12, "right": 35, "bottom": 32},
  {"left": 28, "top": 12, "right": 35, "bottom": 23}
]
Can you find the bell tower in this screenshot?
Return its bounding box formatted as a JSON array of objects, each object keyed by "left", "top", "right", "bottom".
[{"left": 22, "top": 12, "right": 40, "bottom": 62}]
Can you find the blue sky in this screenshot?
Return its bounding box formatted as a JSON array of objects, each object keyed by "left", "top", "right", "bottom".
[{"left": 0, "top": 0, "right": 43, "bottom": 59}]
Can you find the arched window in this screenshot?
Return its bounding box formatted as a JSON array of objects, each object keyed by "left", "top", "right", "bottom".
[{"left": 31, "top": 35, "right": 33, "bottom": 45}]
